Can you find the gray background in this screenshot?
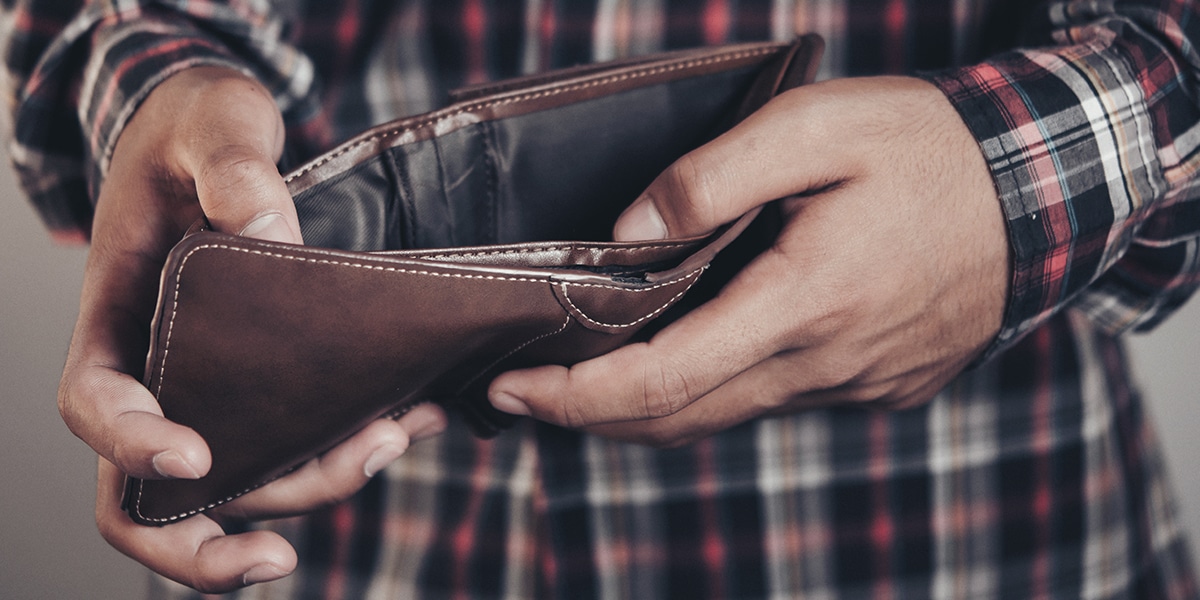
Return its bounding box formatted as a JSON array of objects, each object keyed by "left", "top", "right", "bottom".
[{"left": 2, "top": 158, "right": 1198, "bottom": 599}]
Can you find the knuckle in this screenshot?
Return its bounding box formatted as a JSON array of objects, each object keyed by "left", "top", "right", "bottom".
[
  {"left": 305, "top": 462, "right": 363, "bottom": 508},
  {"left": 554, "top": 366, "right": 600, "bottom": 430},
  {"left": 640, "top": 362, "right": 695, "bottom": 419},
  {"left": 559, "top": 398, "right": 592, "bottom": 431},
  {"left": 663, "top": 153, "right": 725, "bottom": 229},
  {"left": 197, "top": 151, "right": 279, "bottom": 203}
]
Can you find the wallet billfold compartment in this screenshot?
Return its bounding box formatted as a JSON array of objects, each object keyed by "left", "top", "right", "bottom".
[{"left": 124, "top": 35, "right": 825, "bottom": 526}]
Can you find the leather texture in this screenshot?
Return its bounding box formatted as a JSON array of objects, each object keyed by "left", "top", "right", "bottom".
[{"left": 124, "top": 35, "right": 824, "bottom": 526}]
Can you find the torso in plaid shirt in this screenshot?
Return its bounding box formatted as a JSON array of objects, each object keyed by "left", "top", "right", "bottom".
[{"left": 5, "top": 0, "right": 1200, "bottom": 598}]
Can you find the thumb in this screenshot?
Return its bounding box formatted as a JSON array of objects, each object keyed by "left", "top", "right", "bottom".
[
  {"left": 616, "top": 144, "right": 759, "bottom": 241},
  {"left": 175, "top": 68, "right": 302, "bottom": 244},
  {"left": 613, "top": 114, "right": 774, "bottom": 241},
  {"left": 193, "top": 145, "right": 302, "bottom": 245},
  {"left": 613, "top": 87, "right": 840, "bottom": 242}
]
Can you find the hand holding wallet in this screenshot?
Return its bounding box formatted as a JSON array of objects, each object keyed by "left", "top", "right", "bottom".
[{"left": 124, "top": 35, "right": 825, "bottom": 526}]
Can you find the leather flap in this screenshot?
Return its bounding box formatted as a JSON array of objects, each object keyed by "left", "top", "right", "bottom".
[{"left": 126, "top": 35, "right": 825, "bottom": 526}]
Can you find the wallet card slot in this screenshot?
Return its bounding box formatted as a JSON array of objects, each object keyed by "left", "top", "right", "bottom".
[{"left": 292, "top": 158, "right": 393, "bottom": 251}]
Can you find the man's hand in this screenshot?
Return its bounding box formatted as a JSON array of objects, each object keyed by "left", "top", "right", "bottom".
[
  {"left": 488, "top": 76, "right": 1008, "bottom": 447},
  {"left": 59, "top": 66, "right": 447, "bottom": 592}
]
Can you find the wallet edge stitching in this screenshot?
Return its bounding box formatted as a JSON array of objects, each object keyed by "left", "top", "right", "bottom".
[
  {"left": 134, "top": 243, "right": 693, "bottom": 523},
  {"left": 556, "top": 268, "right": 704, "bottom": 329}
]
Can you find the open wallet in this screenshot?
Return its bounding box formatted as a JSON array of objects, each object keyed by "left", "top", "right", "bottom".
[{"left": 124, "top": 34, "right": 825, "bottom": 526}]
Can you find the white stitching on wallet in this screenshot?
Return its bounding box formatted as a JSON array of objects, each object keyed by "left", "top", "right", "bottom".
[
  {"left": 135, "top": 242, "right": 564, "bottom": 523},
  {"left": 413, "top": 241, "right": 694, "bottom": 260},
  {"left": 133, "top": 45, "right": 776, "bottom": 524},
  {"left": 133, "top": 471, "right": 277, "bottom": 524},
  {"left": 153, "top": 243, "right": 550, "bottom": 401},
  {"left": 559, "top": 267, "right": 705, "bottom": 292},
  {"left": 557, "top": 268, "right": 704, "bottom": 329},
  {"left": 283, "top": 47, "right": 777, "bottom": 185},
  {"left": 136, "top": 243, "right": 693, "bottom": 523}
]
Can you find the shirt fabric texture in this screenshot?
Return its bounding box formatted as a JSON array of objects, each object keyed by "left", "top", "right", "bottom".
[{"left": 4, "top": 0, "right": 1200, "bottom": 598}]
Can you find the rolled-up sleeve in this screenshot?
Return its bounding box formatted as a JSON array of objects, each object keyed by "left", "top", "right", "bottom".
[
  {"left": 926, "top": 0, "right": 1200, "bottom": 358},
  {"left": 1, "top": 0, "right": 312, "bottom": 241}
]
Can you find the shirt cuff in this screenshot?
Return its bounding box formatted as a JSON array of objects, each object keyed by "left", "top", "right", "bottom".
[
  {"left": 79, "top": 8, "right": 257, "bottom": 202},
  {"left": 924, "top": 42, "right": 1166, "bottom": 361}
]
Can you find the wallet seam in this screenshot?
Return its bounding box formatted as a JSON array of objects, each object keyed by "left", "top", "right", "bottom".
[
  {"left": 556, "top": 268, "right": 704, "bottom": 329},
  {"left": 553, "top": 269, "right": 702, "bottom": 291},
  {"left": 283, "top": 47, "right": 779, "bottom": 187},
  {"left": 131, "top": 468, "right": 274, "bottom": 524},
  {"left": 481, "top": 120, "right": 500, "bottom": 245},
  {"left": 411, "top": 241, "right": 695, "bottom": 259},
  {"left": 384, "top": 135, "right": 415, "bottom": 248}
]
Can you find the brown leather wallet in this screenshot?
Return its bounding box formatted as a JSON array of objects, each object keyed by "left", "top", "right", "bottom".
[{"left": 124, "top": 35, "right": 824, "bottom": 526}]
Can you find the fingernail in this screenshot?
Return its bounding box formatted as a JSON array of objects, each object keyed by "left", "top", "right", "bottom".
[
  {"left": 404, "top": 408, "right": 447, "bottom": 441},
  {"left": 242, "top": 563, "right": 288, "bottom": 586},
  {"left": 614, "top": 197, "right": 668, "bottom": 241},
  {"left": 490, "top": 391, "right": 531, "bottom": 416},
  {"left": 239, "top": 212, "right": 295, "bottom": 243},
  {"left": 363, "top": 444, "right": 407, "bottom": 478},
  {"left": 152, "top": 450, "right": 201, "bottom": 479}
]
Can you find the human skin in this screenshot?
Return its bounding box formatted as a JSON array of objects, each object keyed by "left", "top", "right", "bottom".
[
  {"left": 61, "top": 68, "right": 1004, "bottom": 593},
  {"left": 57, "top": 66, "right": 448, "bottom": 593},
  {"left": 488, "top": 76, "right": 1010, "bottom": 448}
]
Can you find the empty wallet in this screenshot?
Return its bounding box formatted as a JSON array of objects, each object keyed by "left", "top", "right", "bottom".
[{"left": 124, "top": 35, "right": 825, "bottom": 526}]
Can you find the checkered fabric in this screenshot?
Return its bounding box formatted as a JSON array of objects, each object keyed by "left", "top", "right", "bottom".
[{"left": 4, "top": 1, "right": 1199, "bottom": 598}]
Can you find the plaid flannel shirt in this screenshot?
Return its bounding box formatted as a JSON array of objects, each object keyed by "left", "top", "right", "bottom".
[{"left": 4, "top": 0, "right": 1200, "bottom": 598}]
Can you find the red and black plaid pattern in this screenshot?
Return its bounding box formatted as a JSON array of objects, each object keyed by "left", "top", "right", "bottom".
[{"left": 4, "top": 1, "right": 1199, "bottom": 598}]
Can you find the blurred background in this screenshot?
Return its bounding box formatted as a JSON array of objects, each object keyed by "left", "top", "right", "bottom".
[{"left": 2, "top": 154, "right": 1199, "bottom": 598}]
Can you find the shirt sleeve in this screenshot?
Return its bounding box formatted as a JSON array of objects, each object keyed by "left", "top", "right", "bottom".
[
  {"left": 1, "top": 0, "right": 314, "bottom": 242},
  {"left": 925, "top": 0, "right": 1200, "bottom": 357}
]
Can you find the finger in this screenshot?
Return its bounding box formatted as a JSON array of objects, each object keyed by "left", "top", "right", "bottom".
[
  {"left": 395, "top": 402, "right": 450, "bottom": 443},
  {"left": 60, "top": 220, "right": 211, "bottom": 479},
  {"left": 613, "top": 83, "right": 852, "bottom": 241},
  {"left": 97, "top": 459, "right": 296, "bottom": 593},
  {"left": 586, "top": 341, "right": 970, "bottom": 448},
  {"left": 218, "top": 405, "right": 447, "bottom": 519},
  {"left": 60, "top": 365, "right": 210, "bottom": 479},
  {"left": 59, "top": 67, "right": 297, "bottom": 477},
  {"left": 192, "top": 143, "right": 301, "bottom": 244},
  {"left": 172, "top": 68, "right": 301, "bottom": 244},
  {"left": 584, "top": 368, "right": 783, "bottom": 448},
  {"left": 488, "top": 253, "right": 790, "bottom": 428},
  {"left": 582, "top": 349, "right": 853, "bottom": 447}
]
